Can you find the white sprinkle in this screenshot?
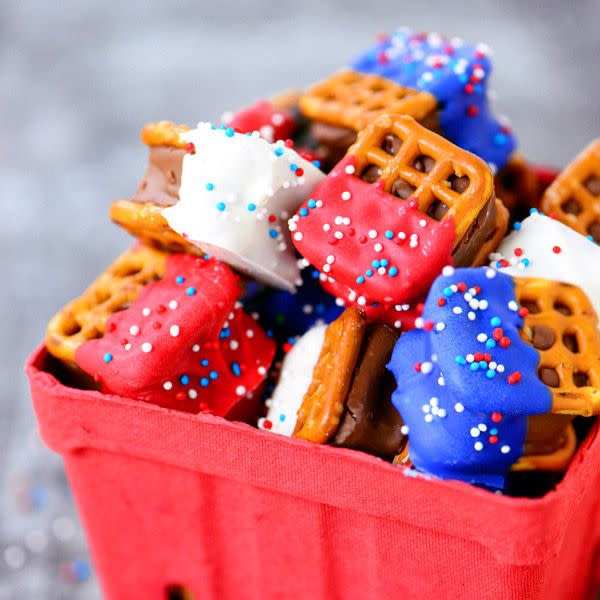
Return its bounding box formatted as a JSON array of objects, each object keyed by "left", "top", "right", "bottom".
[
  {"left": 478, "top": 424, "right": 488, "bottom": 432},
  {"left": 479, "top": 300, "right": 489, "bottom": 310},
  {"left": 394, "top": 320, "right": 402, "bottom": 329},
  {"left": 453, "top": 307, "right": 463, "bottom": 314},
  {"left": 368, "top": 229, "right": 378, "bottom": 239},
  {"left": 409, "top": 236, "right": 419, "bottom": 248},
  {"left": 454, "top": 402, "right": 464, "bottom": 413},
  {"left": 430, "top": 396, "right": 439, "bottom": 407},
  {"left": 474, "top": 442, "right": 484, "bottom": 451},
  {"left": 345, "top": 165, "right": 356, "bottom": 174},
  {"left": 438, "top": 408, "right": 447, "bottom": 418},
  {"left": 464, "top": 293, "right": 472, "bottom": 302},
  {"left": 357, "top": 296, "right": 366, "bottom": 306},
  {"left": 258, "top": 366, "right": 267, "bottom": 376},
  {"left": 489, "top": 361, "right": 497, "bottom": 370},
  {"left": 424, "top": 414, "right": 433, "bottom": 423},
  {"left": 508, "top": 300, "right": 519, "bottom": 311},
  {"left": 316, "top": 200, "right": 323, "bottom": 208},
  {"left": 477, "top": 333, "right": 488, "bottom": 342},
  {"left": 401, "top": 425, "right": 410, "bottom": 435},
  {"left": 169, "top": 300, "right": 178, "bottom": 310},
  {"left": 466, "top": 354, "right": 474, "bottom": 363},
  {"left": 485, "top": 268, "right": 496, "bottom": 279},
  {"left": 374, "top": 243, "right": 383, "bottom": 252},
  {"left": 422, "top": 404, "right": 431, "bottom": 413},
  {"left": 501, "top": 445, "right": 511, "bottom": 454},
  {"left": 342, "top": 217, "right": 351, "bottom": 225},
  {"left": 334, "top": 231, "right": 343, "bottom": 239},
  {"left": 142, "top": 307, "right": 151, "bottom": 317},
  {"left": 192, "top": 344, "right": 200, "bottom": 352},
  {"left": 129, "top": 325, "right": 140, "bottom": 336},
  {"left": 294, "top": 232, "right": 303, "bottom": 241},
  {"left": 421, "top": 362, "right": 433, "bottom": 374},
  {"left": 169, "top": 325, "right": 180, "bottom": 337},
  {"left": 188, "top": 389, "right": 198, "bottom": 399},
  {"left": 141, "top": 342, "right": 152, "bottom": 353},
  {"left": 419, "top": 219, "right": 427, "bottom": 228},
  {"left": 124, "top": 343, "right": 132, "bottom": 351},
  {"left": 163, "top": 381, "right": 173, "bottom": 390},
  {"left": 326, "top": 254, "right": 335, "bottom": 264},
  {"left": 323, "top": 223, "right": 331, "bottom": 231},
  {"left": 497, "top": 364, "right": 505, "bottom": 373},
  {"left": 334, "top": 216, "right": 343, "bottom": 225},
  {"left": 378, "top": 267, "right": 386, "bottom": 275},
  {"left": 415, "top": 317, "right": 424, "bottom": 329},
  {"left": 322, "top": 264, "right": 331, "bottom": 273},
  {"left": 469, "top": 299, "right": 480, "bottom": 310},
  {"left": 397, "top": 231, "right": 407, "bottom": 240},
  {"left": 236, "top": 385, "right": 247, "bottom": 396},
  {"left": 271, "top": 113, "right": 285, "bottom": 125},
  {"left": 442, "top": 266, "right": 455, "bottom": 277},
  {"left": 246, "top": 329, "right": 254, "bottom": 338},
  {"left": 341, "top": 191, "right": 351, "bottom": 200},
  {"left": 467, "top": 312, "right": 476, "bottom": 321},
  {"left": 470, "top": 427, "right": 480, "bottom": 438},
  {"left": 435, "top": 322, "right": 446, "bottom": 332}
]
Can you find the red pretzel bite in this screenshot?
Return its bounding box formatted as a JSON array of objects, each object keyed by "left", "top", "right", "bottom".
[
  {"left": 290, "top": 114, "right": 496, "bottom": 306},
  {"left": 75, "top": 253, "right": 275, "bottom": 417},
  {"left": 222, "top": 100, "right": 296, "bottom": 142}
]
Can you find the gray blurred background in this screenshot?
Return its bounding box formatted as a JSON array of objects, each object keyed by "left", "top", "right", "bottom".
[{"left": 1, "top": 1, "right": 599, "bottom": 598}]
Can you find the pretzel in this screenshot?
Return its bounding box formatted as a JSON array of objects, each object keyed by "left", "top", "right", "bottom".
[
  {"left": 300, "top": 70, "right": 437, "bottom": 133},
  {"left": 293, "top": 307, "right": 367, "bottom": 443},
  {"left": 109, "top": 199, "right": 202, "bottom": 255},
  {"left": 349, "top": 114, "right": 495, "bottom": 247},
  {"left": 494, "top": 152, "right": 540, "bottom": 213},
  {"left": 140, "top": 120, "right": 189, "bottom": 148},
  {"left": 471, "top": 199, "right": 509, "bottom": 266},
  {"left": 540, "top": 138, "right": 600, "bottom": 242},
  {"left": 45, "top": 245, "right": 168, "bottom": 364},
  {"left": 515, "top": 278, "right": 600, "bottom": 416}
]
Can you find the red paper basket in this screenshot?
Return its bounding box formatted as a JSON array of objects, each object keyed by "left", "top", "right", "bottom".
[{"left": 26, "top": 344, "right": 600, "bottom": 600}]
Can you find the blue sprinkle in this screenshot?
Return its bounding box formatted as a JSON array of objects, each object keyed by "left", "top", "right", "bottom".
[
  {"left": 485, "top": 339, "right": 497, "bottom": 349},
  {"left": 290, "top": 163, "right": 298, "bottom": 172},
  {"left": 220, "top": 328, "right": 231, "bottom": 338},
  {"left": 365, "top": 269, "right": 374, "bottom": 277},
  {"left": 203, "top": 253, "right": 211, "bottom": 260},
  {"left": 356, "top": 275, "right": 365, "bottom": 284},
  {"left": 493, "top": 132, "right": 507, "bottom": 146},
  {"left": 496, "top": 261, "right": 504, "bottom": 269},
  {"left": 530, "top": 208, "right": 539, "bottom": 215},
  {"left": 186, "top": 287, "right": 197, "bottom": 296},
  {"left": 180, "top": 374, "right": 189, "bottom": 385},
  {"left": 225, "top": 127, "right": 235, "bottom": 137},
  {"left": 231, "top": 362, "right": 241, "bottom": 377},
  {"left": 455, "top": 355, "right": 467, "bottom": 365},
  {"left": 247, "top": 203, "right": 256, "bottom": 212},
  {"left": 522, "top": 258, "right": 530, "bottom": 267},
  {"left": 175, "top": 275, "right": 185, "bottom": 284},
  {"left": 307, "top": 199, "right": 317, "bottom": 209},
  {"left": 490, "top": 317, "right": 502, "bottom": 327},
  {"left": 209, "top": 371, "right": 219, "bottom": 380},
  {"left": 513, "top": 221, "right": 522, "bottom": 230},
  {"left": 200, "top": 377, "right": 209, "bottom": 387},
  {"left": 312, "top": 160, "right": 321, "bottom": 168},
  {"left": 201, "top": 359, "right": 209, "bottom": 367},
  {"left": 279, "top": 414, "right": 286, "bottom": 422},
  {"left": 269, "top": 229, "right": 278, "bottom": 238},
  {"left": 479, "top": 360, "right": 488, "bottom": 369},
  {"left": 486, "top": 369, "right": 496, "bottom": 378},
  {"left": 385, "top": 230, "right": 394, "bottom": 239},
  {"left": 103, "top": 353, "right": 113, "bottom": 363},
  {"left": 274, "top": 147, "right": 284, "bottom": 156},
  {"left": 380, "top": 258, "right": 389, "bottom": 267},
  {"left": 470, "top": 362, "right": 480, "bottom": 371},
  {"left": 443, "top": 287, "right": 453, "bottom": 297},
  {"left": 389, "top": 266, "right": 398, "bottom": 277},
  {"left": 219, "top": 124, "right": 226, "bottom": 130},
  {"left": 311, "top": 270, "right": 319, "bottom": 280},
  {"left": 216, "top": 202, "right": 226, "bottom": 211},
  {"left": 372, "top": 260, "right": 380, "bottom": 269},
  {"left": 490, "top": 428, "right": 499, "bottom": 435},
  {"left": 206, "top": 182, "right": 215, "bottom": 191},
  {"left": 299, "top": 208, "right": 309, "bottom": 217}
]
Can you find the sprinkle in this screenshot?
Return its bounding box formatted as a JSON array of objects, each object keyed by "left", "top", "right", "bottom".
[
  {"left": 341, "top": 191, "right": 351, "bottom": 200},
  {"left": 169, "top": 325, "right": 180, "bottom": 337},
  {"left": 163, "top": 381, "right": 172, "bottom": 390},
  {"left": 345, "top": 165, "right": 356, "bottom": 175},
  {"left": 225, "top": 127, "right": 235, "bottom": 137},
  {"left": 454, "top": 402, "right": 464, "bottom": 413},
  {"left": 368, "top": 229, "right": 378, "bottom": 239},
  {"left": 507, "top": 371, "right": 522, "bottom": 385},
  {"left": 180, "top": 374, "right": 189, "bottom": 385},
  {"left": 129, "top": 325, "right": 140, "bottom": 336},
  {"left": 236, "top": 385, "right": 247, "bottom": 396},
  {"left": 103, "top": 353, "right": 113, "bottom": 363},
  {"left": 186, "top": 287, "right": 197, "bottom": 296},
  {"left": 388, "top": 267, "right": 398, "bottom": 277},
  {"left": 501, "top": 445, "right": 511, "bottom": 454},
  {"left": 206, "top": 183, "right": 215, "bottom": 191},
  {"left": 169, "top": 300, "right": 179, "bottom": 310},
  {"left": 192, "top": 344, "right": 200, "bottom": 352},
  {"left": 552, "top": 245, "right": 562, "bottom": 254},
  {"left": 141, "top": 342, "right": 152, "bottom": 353},
  {"left": 294, "top": 232, "right": 303, "bottom": 241},
  {"left": 442, "top": 266, "right": 455, "bottom": 277},
  {"left": 474, "top": 442, "right": 484, "bottom": 451},
  {"left": 142, "top": 307, "right": 151, "bottom": 317},
  {"left": 247, "top": 203, "right": 256, "bottom": 212}
]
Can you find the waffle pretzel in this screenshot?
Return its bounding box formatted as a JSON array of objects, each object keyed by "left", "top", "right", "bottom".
[
  {"left": 293, "top": 307, "right": 366, "bottom": 443},
  {"left": 140, "top": 120, "right": 190, "bottom": 148},
  {"left": 540, "top": 138, "right": 600, "bottom": 242},
  {"left": 300, "top": 69, "right": 437, "bottom": 133},
  {"left": 349, "top": 114, "right": 495, "bottom": 245},
  {"left": 512, "top": 423, "right": 577, "bottom": 472},
  {"left": 45, "top": 245, "right": 168, "bottom": 364},
  {"left": 515, "top": 278, "right": 600, "bottom": 416}
]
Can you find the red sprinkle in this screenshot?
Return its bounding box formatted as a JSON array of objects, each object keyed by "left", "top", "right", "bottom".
[
  {"left": 499, "top": 337, "right": 511, "bottom": 348},
  {"left": 282, "top": 342, "right": 293, "bottom": 354},
  {"left": 464, "top": 83, "right": 475, "bottom": 94},
  {"left": 493, "top": 327, "right": 504, "bottom": 341},
  {"left": 553, "top": 245, "right": 562, "bottom": 254},
  {"left": 185, "top": 142, "right": 196, "bottom": 155},
  {"left": 284, "top": 139, "right": 295, "bottom": 148},
  {"left": 152, "top": 321, "right": 162, "bottom": 329},
  {"left": 423, "top": 320, "right": 435, "bottom": 331},
  {"left": 295, "top": 168, "right": 304, "bottom": 177},
  {"left": 262, "top": 419, "right": 273, "bottom": 430},
  {"left": 518, "top": 307, "right": 529, "bottom": 317},
  {"left": 483, "top": 353, "right": 492, "bottom": 363},
  {"left": 268, "top": 215, "right": 277, "bottom": 223},
  {"left": 467, "top": 105, "right": 479, "bottom": 117},
  {"left": 474, "top": 352, "right": 485, "bottom": 362},
  {"left": 156, "top": 304, "right": 166, "bottom": 314},
  {"left": 514, "top": 247, "right": 523, "bottom": 257},
  {"left": 488, "top": 435, "right": 499, "bottom": 445},
  {"left": 437, "top": 298, "right": 446, "bottom": 307},
  {"left": 498, "top": 259, "right": 510, "bottom": 268},
  {"left": 473, "top": 286, "right": 481, "bottom": 294},
  {"left": 175, "top": 391, "right": 186, "bottom": 401},
  {"left": 507, "top": 371, "right": 522, "bottom": 385},
  {"left": 107, "top": 323, "right": 116, "bottom": 333},
  {"left": 457, "top": 282, "right": 467, "bottom": 292},
  {"left": 491, "top": 412, "right": 503, "bottom": 423},
  {"left": 414, "top": 363, "right": 422, "bottom": 372},
  {"left": 377, "top": 51, "right": 389, "bottom": 64}
]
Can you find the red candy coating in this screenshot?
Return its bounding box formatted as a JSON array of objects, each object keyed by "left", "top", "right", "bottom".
[
  {"left": 75, "top": 254, "right": 275, "bottom": 416},
  {"left": 291, "top": 156, "right": 456, "bottom": 306},
  {"left": 223, "top": 100, "right": 296, "bottom": 142}
]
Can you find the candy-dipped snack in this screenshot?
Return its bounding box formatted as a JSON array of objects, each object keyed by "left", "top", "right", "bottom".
[
  {"left": 299, "top": 69, "right": 438, "bottom": 169},
  {"left": 540, "top": 138, "right": 600, "bottom": 242},
  {"left": 351, "top": 28, "right": 516, "bottom": 172},
  {"left": 291, "top": 307, "right": 407, "bottom": 459},
  {"left": 387, "top": 267, "right": 554, "bottom": 489},
  {"left": 290, "top": 114, "right": 506, "bottom": 316},
  {"left": 491, "top": 212, "right": 600, "bottom": 318},
  {"left": 74, "top": 252, "right": 275, "bottom": 416},
  {"left": 162, "top": 123, "right": 325, "bottom": 291}
]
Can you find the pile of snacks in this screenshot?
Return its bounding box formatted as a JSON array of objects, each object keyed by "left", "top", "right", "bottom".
[{"left": 45, "top": 28, "right": 600, "bottom": 495}]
